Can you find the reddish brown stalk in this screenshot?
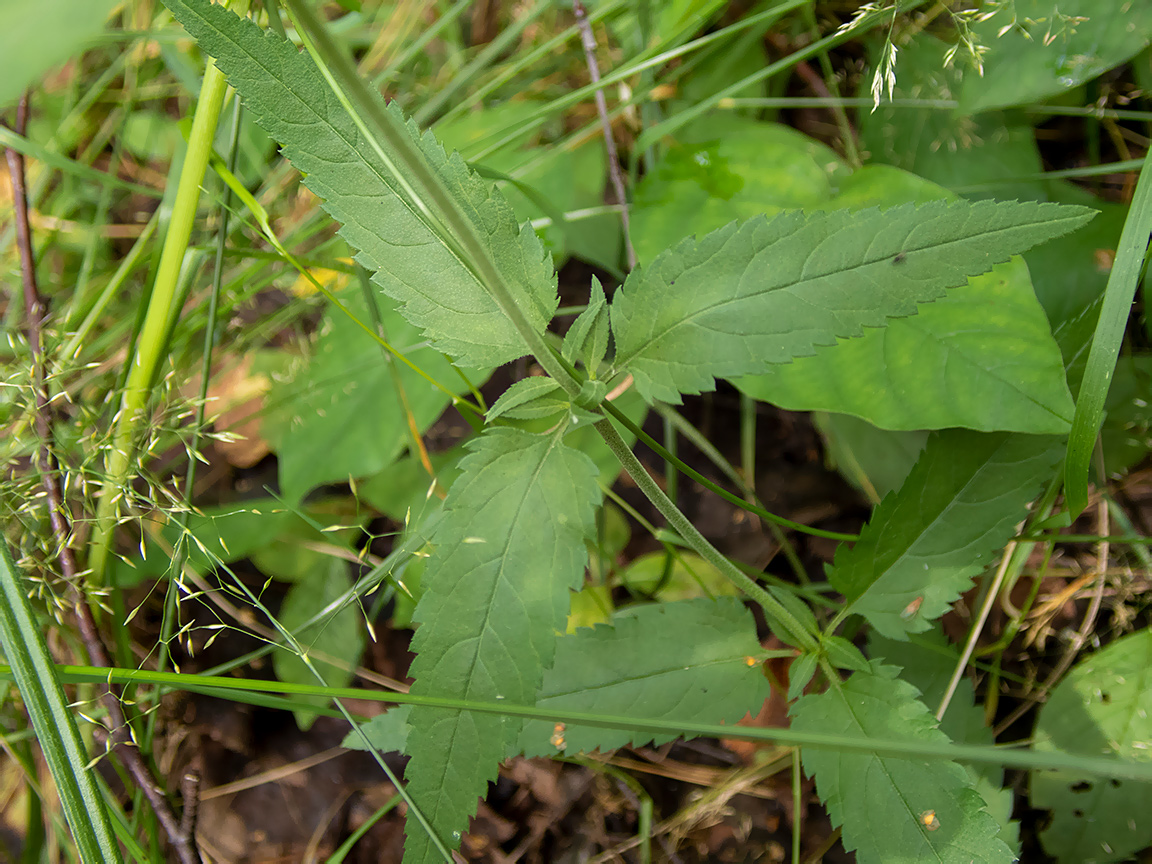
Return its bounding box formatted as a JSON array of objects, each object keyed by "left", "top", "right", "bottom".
[
  {"left": 573, "top": 0, "right": 636, "bottom": 271},
  {"left": 4, "top": 91, "right": 200, "bottom": 864}
]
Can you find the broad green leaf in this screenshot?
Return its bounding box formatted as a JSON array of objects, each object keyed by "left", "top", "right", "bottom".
[
  {"left": 262, "top": 289, "right": 480, "bottom": 502},
  {"left": 517, "top": 598, "right": 771, "bottom": 757},
  {"left": 832, "top": 430, "right": 1062, "bottom": 640},
  {"left": 811, "top": 412, "right": 927, "bottom": 504},
  {"left": 0, "top": 0, "right": 119, "bottom": 110},
  {"left": 871, "top": 629, "right": 1018, "bottom": 850},
  {"left": 611, "top": 200, "right": 1094, "bottom": 404},
  {"left": 735, "top": 257, "right": 1075, "bottom": 433},
  {"left": 1032, "top": 627, "right": 1152, "bottom": 864},
  {"left": 816, "top": 164, "right": 958, "bottom": 211},
  {"left": 791, "top": 663, "right": 1013, "bottom": 864},
  {"left": 736, "top": 167, "right": 1074, "bottom": 433},
  {"left": 630, "top": 117, "right": 846, "bottom": 266},
  {"left": 272, "top": 557, "right": 364, "bottom": 731},
  {"left": 403, "top": 426, "right": 600, "bottom": 864},
  {"left": 959, "top": 1, "right": 1152, "bottom": 114},
  {"left": 343, "top": 705, "right": 412, "bottom": 753},
  {"left": 162, "top": 0, "right": 558, "bottom": 367}
]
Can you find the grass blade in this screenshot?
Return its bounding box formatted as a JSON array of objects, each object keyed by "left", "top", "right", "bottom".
[
  {"left": 0, "top": 539, "right": 119, "bottom": 863},
  {"left": 1064, "top": 155, "right": 1152, "bottom": 516}
]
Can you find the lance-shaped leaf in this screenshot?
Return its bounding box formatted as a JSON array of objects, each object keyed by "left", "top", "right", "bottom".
[
  {"left": 734, "top": 257, "right": 1075, "bottom": 434},
  {"left": 791, "top": 663, "right": 1014, "bottom": 864},
  {"left": 403, "top": 427, "right": 600, "bottom": 864},
  {"left": 832, "top": 430, "right": 1061, "bottom": 640},
  {"left": 610, "top": 200, "right": 1094, "bottom": 404},
  {"left": 871, "top": 629, "right": 1019, "bottom": 850},
  {"left": 562, "top": 277, "right": 610, "bottom": 373},
  {"left": 517, "top": 598, "right": 771, "bottom": 757},
  {"left": 163, "top": 0, "right": 557, "bottom": 367}
]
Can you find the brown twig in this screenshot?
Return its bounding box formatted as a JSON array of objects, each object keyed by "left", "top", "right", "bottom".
[
  {"left": 573, "top": 0, "right": 636, "bottom": 271},
  {"left": 4, "top": 91, "right": 200, "bottom": 864}
]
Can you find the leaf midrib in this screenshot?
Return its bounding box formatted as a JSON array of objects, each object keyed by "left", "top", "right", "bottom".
[
  {"left": 180, "top": 1, "right": 485, "bottom": 312},
  {"left": 617, "top": 207, "right": 1085, "bottom": 370}
]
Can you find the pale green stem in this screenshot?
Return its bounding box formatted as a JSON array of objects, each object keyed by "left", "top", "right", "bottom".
[
  {"left": 89, "top": 42, "right": 235, "bottom": 584},
  {"left": 595, "top": 419, "right": 818, "bottom": 653}
]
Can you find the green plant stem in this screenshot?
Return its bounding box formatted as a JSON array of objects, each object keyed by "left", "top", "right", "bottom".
[
  {"left": 17, "top": 662, "right": 1152, "bottom": 781},
  {"left": 89, "top": 37, "right": 235, "bottom": 585},
  {"left": 607, "top": 400, "right": 858, "bottom": 542},
  {"left": 791, "top": 747, "right": 802, "bottom": 864},
  {"left": 594, "top": 419, "right": 817, "bottom": 653}
]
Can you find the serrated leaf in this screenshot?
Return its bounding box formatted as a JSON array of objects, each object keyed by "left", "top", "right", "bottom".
[
  {"left": 272, "top": 557, "right": 363, "bottom": 731},
  {"left": 403, "top": 427, "right": 600, "bottom": 864},
  {"left": 737, "top": 167, "right": 1073, "bottom": 434},
  {"left": 734, "top": 256, "right": 1074, "bottom": 433},
  {"left": 562, "top": 277, "right": 610, "bottom": 372},
  {"left": 822, "top": 635, "right": 869, "bottom": 673},
  {"left": 871, "top": 629, "right": 1019, "bottom": 850},
  {"left": 833, "top": 430, "right": 1061, "bottom": 640},
  {"left": 343, "top": 706, "right": 412, "bottom": 753},
  {"left": 517, "top": 598, "right": 770, "bottom": 757},
  {"left": 610, "top": 200, "right": 1094, "bottom": 404},
  {"left": 162, "top": 0, "right": 558, "bottom": 367},
  {"left": 788, "top": 653, "right": 819, "bottom": 702},
  {"left": 790, "top": 664, "right": 1013, "bottom": 864},
  {"left": 262, "top": 289, "right": 481, "bottom": 502},
  {"left": 1031, "top": 628, "right": 1152, "bottom": 864},
  {"left": 486, "top": 377, "right": 565, "bottom": 422}
]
